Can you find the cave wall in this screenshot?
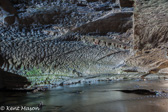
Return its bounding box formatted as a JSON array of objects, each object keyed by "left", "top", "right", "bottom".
[
  {"left": 134, "top": 0, "right": 168, "bottom": 51},
  {"left": 73, "top": 12, "right": 133, "bottom": 35},
  {"left": 126, "top": 0, "right": 168, "bottom": 73},
  {"left": 1, "top": 0, "right": 168, "bottom": 86}
]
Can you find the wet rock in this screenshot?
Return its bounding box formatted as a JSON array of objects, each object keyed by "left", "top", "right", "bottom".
[
  {"left": 38, "top": 101, "right": 44, "bottom": 109},
  {"left": 59, "top": 82, "right": 64, "bottom": 86},
  {"left": 54, "top": 106, "right": 63, "bottom": 109},
  {"left": 118, "top": 89, "right": 156, "bottom": 95},
  {"left": 67, "top": 90, "right": 83, "bottom": 94}
]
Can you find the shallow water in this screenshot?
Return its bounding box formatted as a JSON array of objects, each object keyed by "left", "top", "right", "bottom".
[{"left": 1, "top": 80, "right": 168, "bottom": 112}]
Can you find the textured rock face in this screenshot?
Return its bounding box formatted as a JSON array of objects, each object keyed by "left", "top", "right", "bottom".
[
  {"left": 126, "top": 0, "right": 168, "bottom": 74},
  {"left": 1, "top": 39, "right": 131, "bottom": 75},
  {"left": 126, "top": 48, "right": 168, "bottom": 73},
  {"left": 0, "top": 38, "right": 131, "bottom": 85},
  {"left": 8, "top": 0, "right": 168, "bottom": 86},
  {"left": 0, "top": 0, "right": 135, "bottom": 85},
  {"left": 134, "top": 0, "right": 168, "bottom": 51},
  {"left": 73, "top": 12, "right": 133, "bottom": 35},
  {"left": 3, "top": 0, "right": 168, "bottom": 84}
]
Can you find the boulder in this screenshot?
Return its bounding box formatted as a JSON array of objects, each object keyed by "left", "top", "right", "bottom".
[{"left": 0, "top": 69, "right": 31, "bottom": 90}]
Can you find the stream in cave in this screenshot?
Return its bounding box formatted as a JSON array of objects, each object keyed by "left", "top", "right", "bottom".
[{"left": 1, "top": 79, "right": 168, "bottom": 112}]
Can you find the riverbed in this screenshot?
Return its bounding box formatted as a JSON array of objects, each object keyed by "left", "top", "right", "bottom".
[{"left": 1, "top": 79, "right": 168, "bottom": 112}]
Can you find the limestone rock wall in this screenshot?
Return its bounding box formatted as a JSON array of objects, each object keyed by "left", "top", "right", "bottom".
[
  {"left": 73, "top": 12, "right": 133, "bottom": 35},
  {"left": 126, "top": 0, "right": 168, "bottom": 74},
  {"left": 0, "top": 0, "right": 136, "bottom": 85},
  {"left": 134, "top": 0, "right": 168, "bottom": 51}
]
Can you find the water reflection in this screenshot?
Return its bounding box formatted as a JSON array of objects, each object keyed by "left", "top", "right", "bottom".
[{"left": 1, "top": 80, "right": 168, "bottom": 112}]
